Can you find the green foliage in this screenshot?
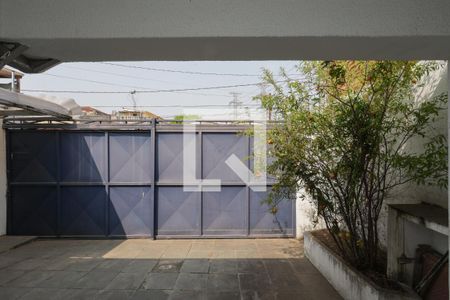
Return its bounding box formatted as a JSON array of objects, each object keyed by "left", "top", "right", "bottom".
[
  {"left": 170, "top": 114, "right": 201, "bottom": 124},
  {"left": 173, "top": 114, "right": 201, "bottom": 121},
  {"left": 257, "top": 61, "right": 448, "bottom": 271}
]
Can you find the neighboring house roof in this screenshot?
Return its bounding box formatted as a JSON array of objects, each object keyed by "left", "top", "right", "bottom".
[
  {"left": 114, "top": 109, "right": 162, "bottom": 120},
  {"left": 81, "top": 106, "right": 110, "bottom": 116}
]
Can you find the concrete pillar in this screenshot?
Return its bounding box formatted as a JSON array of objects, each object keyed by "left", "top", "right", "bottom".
[
  {"left": 386, "top": 206, "right": 404, "bottom": 280},
  {"left": 0, "top": 121, "right": 6, "bottom": 235}
]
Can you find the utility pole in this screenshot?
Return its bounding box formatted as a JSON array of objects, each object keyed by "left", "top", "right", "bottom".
[
  {"left": 130, "top": 90, "right": 137, "bottom": 111},
  {"left": 229, "top": 92, "right": 242, "bottom": 120}
]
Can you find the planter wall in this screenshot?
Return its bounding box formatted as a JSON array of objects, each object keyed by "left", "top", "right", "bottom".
[{"left": 304, "top": 231, "right": 420, "bottom": 300}]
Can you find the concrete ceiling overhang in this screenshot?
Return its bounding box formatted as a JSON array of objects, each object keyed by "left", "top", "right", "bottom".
[{"left": 1, "top": 0, "right": 450, "bottom": 72}]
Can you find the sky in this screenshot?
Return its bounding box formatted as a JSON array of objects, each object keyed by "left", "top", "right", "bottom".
[{"left": 17, "top": 61, "right": 299, "bottom": 119}]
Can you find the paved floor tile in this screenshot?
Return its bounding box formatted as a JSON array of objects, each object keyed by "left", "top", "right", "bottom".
[
  {"left": 58, "top": 288, "right": 98, "bottom": 300},
  {"left": 235, "top": 250, "right": 260, "bottom": 259},
  {"left": 95, "top": 259, "right": 131, "bottom": 272},
  {"left": 8, "top": 258, "right": 46, "bottom": 271},
  {"left": 174, "top": 273, "right": 207, "bottom": 291},
  {"left": 296, "top": 273, "right": 343, "bottom": 299},
  {"left": 7, "top": 270, "right": 56, "bottom": 287},
  {"left": 152, "top": 260, "right": 183, "bottom": 273},
  {"left": 206, "top": 291, "right": 241, "bottom": 300},
  {"left": 131, "top": 289, "right": 171, "bottom": 300},
  {"left": 180, "top": 259, "right": 209, "bottom": 273},
  {"left": 161, "top": 248, "right": 190, "bottom": 259},
  {"left": 135, "top": 249, "right": 164, "bottom": 259},
  {"left": 267, "top": 271, "right": 302, "bottom": 291},
  {"left": 169, "top": 290, "right": 204, "bottom": 300},
  {"left": 187, "top": 250, "right": 214, "bottom": 259},
  {"left": 10, "top": 258, "right": 48, "bottom": 271},
  {"left": 66, "top": 258, "right": 102, "bottom": 272},
  {"left": 0, "top": 269, "right": 25, "bottom": 285},
  {"left": 237, "top": 260, "right": 266, "bottom": 274},
  {"left": 274, "top": 290, "right": 312, "bottom": 300},
  {"left": 95, "top": 289, "right": 135, "bottom": 300},
  {"left": 0, "top": 236, "right": 36, "bottom": 254},
  {"left": 142, "top": 273, "right": 179, "bottom": 290},
  {"left": 211, "top": 250, "right": 236, "bottom": 259},
  {"left": 75, "top": 270, "right": 119, "bottom": 289},
  {"left": 121, "top": 259, "right": 157, "bottom": 273},
  {"left": 105, "top": 272, "right": 146, "bottom": 290},
  {"left": 19, "top": 288, "right": 68, "bottom": 300},
  {"left": 39, "top": 270, "right": 87, "bottom": 288},
  {"left": 241, "top": 290, "right": 276, "bottom": 300},
  {"left": 207, "top": 274, "right": 239, "bottom": 292},
  {"left": 238, "top": 273, "right": 272, "bottom": 291},
  {"left": 209, "top": 260, "right": 237, "bottom": 274},
  {"left": 289, "top": 258, "right": 319, "bottom": 274},
  {"left": 0, "top": 287, "right": 32, "bottom": 300},
  {"left": 42, "top": 257, "right": 77, "bottom": 271},
  {"left": 0, "top": 256, "right": 22, "bottom": 270}
]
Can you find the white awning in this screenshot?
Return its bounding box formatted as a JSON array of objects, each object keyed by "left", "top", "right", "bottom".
[{"left": 0, "top": 88, "right": 80, "bottom": 119}]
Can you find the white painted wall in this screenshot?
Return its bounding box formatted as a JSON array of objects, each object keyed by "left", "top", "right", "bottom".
[
  {"left": 377, "top": 63, "right": 448, "bottom": 286},
  {"left": 296, "top": 189, "right": 324, "bottom": 238},
  {"left": 378, "top": 63, "right": 448, "bottom": 248},
  {"left": 0, "top": 122, "right": 7, "bottom": 235}
]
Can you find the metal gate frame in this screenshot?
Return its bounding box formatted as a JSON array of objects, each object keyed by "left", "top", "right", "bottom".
[{"left": 4, "top": 119, "right": 296, "bottom": 238}]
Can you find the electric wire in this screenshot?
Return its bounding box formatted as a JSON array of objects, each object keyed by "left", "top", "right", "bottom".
[{"left": 100, "top": 62, "right": 263, "bottom": 77}]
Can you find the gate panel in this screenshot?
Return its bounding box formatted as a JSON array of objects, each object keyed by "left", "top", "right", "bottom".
[
  {"left": 10, "top": 186, "right": 57, "bottom": 235},
  {"left": 249, "top": 189, "right": 293, "bottom": 235},
  {"left": 60, "top": 133, "right": 106, "bottom": 182},
  {"left": 109, "top": 186, "right": 152, "bottom": 237},
  {"left": 7, "top": 127, "right": 295, "bottom": 238},
  {"left": 157, "top": 187, "right": 201, "bottom": 236},
  {"left": 157, "top": 133, "right": 200, "bottom": 182},
  {"left": 203, "top": 187, "right": 247, "bottom": 236},
  {"left": 202, "top": 133, "right": 247, "bottom": 183},
  {"left": 60, "top": 186, "right": 107, "bottom": 236},
  {"left": 109, "top": 133, "right": 151, "bottom": 183},
  {"left": 10, "top": 131, "right": 57, "bottom": 182}
]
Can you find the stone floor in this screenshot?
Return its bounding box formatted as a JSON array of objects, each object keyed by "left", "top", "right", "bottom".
[
  {"left": 0, "top": 236, "right": 36, "bottom": 254},
  {"left": 0, "top": 238, "right": 341, "bottom": 300}
]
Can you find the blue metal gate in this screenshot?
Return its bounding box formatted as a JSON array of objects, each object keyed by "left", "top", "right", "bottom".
[{"left": 6, "top": 122, "right": 294, "bottom": 238}]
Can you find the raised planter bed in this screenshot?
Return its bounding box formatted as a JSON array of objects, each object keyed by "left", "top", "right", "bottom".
[{"left": 304, "top": 231, "right": 420, "bottom": 300}]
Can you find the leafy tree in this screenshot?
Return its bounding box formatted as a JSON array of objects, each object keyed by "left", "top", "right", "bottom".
[{"left": 258, "top": 61, "right": 447, "bottom": 271}]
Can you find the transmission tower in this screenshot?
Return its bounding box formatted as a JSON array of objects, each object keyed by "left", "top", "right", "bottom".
[{"left": 229, "top": 92, "right": 242, "bottom": 120}]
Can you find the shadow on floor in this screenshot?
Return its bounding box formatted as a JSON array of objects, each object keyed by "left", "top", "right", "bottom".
[{"left": 0, "top": 238, "right": 341, "bottom": 300}]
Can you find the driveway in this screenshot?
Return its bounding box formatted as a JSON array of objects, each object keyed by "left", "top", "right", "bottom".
[{"left": 0, "top": 238, "right": 341, "bottom": 300}]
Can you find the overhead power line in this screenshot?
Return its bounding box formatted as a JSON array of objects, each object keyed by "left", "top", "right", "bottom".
[
  {"left": 65, "top": 65, "right": 178, "bottom": 84},
  {"left": 91, "top": 104, "right": 261, "bottom": 108},
  {"left": 100, "top": 62, "right": 263, "bottom": 77},
  {"left": 36, "top": 73, "right": 231, "bottom": 98},
  {"left": 63, "top": 65, "right": 231, "bottom": 97},
  {"left": 42, "top": 73, "right": 151, "bottom": 90},
  {"left": 22, "top": 80, "right": 287, "bottom": 94}
]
